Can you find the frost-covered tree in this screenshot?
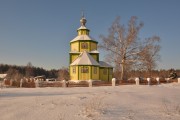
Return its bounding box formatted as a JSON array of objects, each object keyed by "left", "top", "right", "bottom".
[{"left": 99, "top": 16, "right": 161, "bottom": 80}]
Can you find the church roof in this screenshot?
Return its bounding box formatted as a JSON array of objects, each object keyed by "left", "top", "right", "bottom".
[
  {"left": 99, "top": 61, "right": 113, "bottom": 68},
  {"left": 78, "top": 26, "right": 88, "bottom": 30},
  {"left": 0, "top": 74, "right": 7, "bottom": 78},
  {"left": 70, "top": 35, "right": 97, "bottom": 43},
  {"left": 89, "top": 50, "right": 99, "bottom": 53},
  {"left": 70, "top": 51, "right": 100, "bottom": 66}
]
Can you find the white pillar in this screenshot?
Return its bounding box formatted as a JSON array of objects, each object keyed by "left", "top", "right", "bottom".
[
  {"left": 62, "top": 80, "right": 67, "bottom": 88},
  {"left": 88, "top": 80, "right": 92, "bottom": 87},
  {"left": 30, "top": 78, "right": 32, "bottom": 82},
  {"left": 112, "top": 78, "right": 116, "bottom": 87},
  {"left": 156, "top": 77, "right": 160, "bottom": 85},
  {"left": 147, "top": 78, "right": 151, "bottom": 86},
  {"left": 135, "top": 77, "right": 139, "bottom": 85},
  {"left": 35, "top": 80, "right": 39, "bottom": 88},
  {"left": 3, "top": 79, "right": 7, "bottom": 88},
  {"left": 10, "top": 80, "right": 13, "bottom": 86},
  {"left": 0, "top": 81, "right": 3, "bottom": 89},
  {"left": 3, "top": 79, "right": 6, "bottom": 86},
  {"left": 178, "top": 78, "right": 180, "bottom": 83},
  {"left": 165, "top": 78, "right": 170, "bottom": 83},
  {"left": 20, "top": 79, "right": 23, "bottom": 88}
]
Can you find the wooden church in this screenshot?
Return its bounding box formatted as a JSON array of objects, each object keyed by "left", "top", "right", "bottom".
[{"left": 69, "top": 15, "right": 113, "bottom": 81}]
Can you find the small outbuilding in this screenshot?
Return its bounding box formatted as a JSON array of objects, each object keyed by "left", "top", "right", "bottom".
[{"left": 34, "top": 75, "right": 46, "bottom": 81}]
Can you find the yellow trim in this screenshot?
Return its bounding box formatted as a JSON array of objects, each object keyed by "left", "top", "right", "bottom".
[{"left": 77, "top": 29, "right": 89, "bottom": 35}]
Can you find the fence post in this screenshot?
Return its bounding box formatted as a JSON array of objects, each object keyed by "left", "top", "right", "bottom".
[
  {"left": 156, "top": 77, "right": 160, "bottom": 85},
  {"left": 20, "top": 79, "right": 23, "bottom": 88},
  {"left": 10, "top": 80, "right": 13, "bottom": 86},
  {"left": 147, "top": 78, "right": 151, "bottom": 86},
  {"left": 165, "top": 78, "right": 170, "bottom": 83},
  {"left": 35, "top": 80, "right": 39, "bottom": 88},
  {"left": 62, "top": 80, "right": 67, "bottom": 88},
  {"left": 3, "top": 79, "right": 6, "bottom": 88},
  {"left": 135, "top": 78, "right": 139, "bottom": 85},
  {"left": 2, "top": 79, "right": 7, "bottom": 88},
  {"left": 88, "top": 80, "right": 92, "bottom": 87},
  {"left": 112, "top": 78, "right": 116, "bottom": 87},
  {"left": 178, "top": 78, "right": 180, "bottom": 83},
  {"left": 0, "top": 81, "right": 3, "bottom": 89}
]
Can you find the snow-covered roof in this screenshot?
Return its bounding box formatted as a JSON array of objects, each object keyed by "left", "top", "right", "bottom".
[
  {"left": 90, "top": 50, "right": 99, "bottom": 53},
  {"left": 34, "top": 75, "right": 46, "bottom": 79},
  {"left": 99, "top": 61, "right": 112, "bottom": 68},
  {"left": 0, "top": 74, "right": 7, "bottom": 79},
  {"left": 77, "top": 26, "right": 88, "bottom": 30},
  {"left": 71, "top": 51, "right": 100, "bottom": 66},
  {"left": 70, "top": 35, "right": 97, "bottom": 43}
]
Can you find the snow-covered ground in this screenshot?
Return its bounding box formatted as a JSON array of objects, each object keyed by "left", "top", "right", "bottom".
[{"left": 0, "top": 83, "right": 180, "bottom": 120}]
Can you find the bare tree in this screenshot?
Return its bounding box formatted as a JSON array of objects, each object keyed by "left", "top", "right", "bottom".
[
  {"left": 25, "top": 62, "right": 34, "bottom": 77},
  {"left": 139, "top": 36, "right": 161, "bottom": 76},
  {"left": 99, "top": 16, "right": 160, "bottom": 80},
  {"left": 6, "top": 68, "right": 23, "bottom": 81},
  {"left": 58, "top": 67, "right": 70, "bottom": 81}
]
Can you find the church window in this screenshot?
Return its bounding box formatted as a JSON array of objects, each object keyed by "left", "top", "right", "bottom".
[
  {"left": 81, "top": 42, "right": 88, "bottom": 49},
  {"left": 72, "top": 67, "right": 76, "bottom": 74},
  {"left": 94, "top": 67, "right": 97, "bottom": 74},
  {"left": 109, "top": 69, "right": 112, "bottom": 75},
  {"left": 81, "top": 67, "right": 89, "bottom": 73},
  {"left": 103, "top": 69, "right": 107, "bottom": 75}
]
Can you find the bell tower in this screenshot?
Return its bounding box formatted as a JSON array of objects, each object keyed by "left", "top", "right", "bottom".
[{"left": 69, "top": 14, "right": 99, "bottom": 64}]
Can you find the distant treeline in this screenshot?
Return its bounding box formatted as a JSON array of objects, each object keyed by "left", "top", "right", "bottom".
[
  {"left": 114, "top": 69, "right": 180, "bottom": 80},
  {"left": 0, "top": 63, "right": 179, "bottom": 80},
  {"left": 0, "top": 63, "right": 59, "bottom": 79}
]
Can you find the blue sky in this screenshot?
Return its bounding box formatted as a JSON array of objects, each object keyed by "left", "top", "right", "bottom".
[{"left": 0, "top": 0, "right": 180, "bottom": 70}]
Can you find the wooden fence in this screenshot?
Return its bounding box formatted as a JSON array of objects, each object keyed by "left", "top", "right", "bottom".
[{"left": 2, "top": 78, "right": 179, "bottom": 88}]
